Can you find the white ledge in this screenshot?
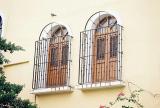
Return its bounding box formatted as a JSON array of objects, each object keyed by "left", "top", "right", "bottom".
[
  {"left": 76, "top": 80, "right": 125, "bottom": 90},
  {"left": 31, "top": 86, "right": 73, "bottom": 95}
]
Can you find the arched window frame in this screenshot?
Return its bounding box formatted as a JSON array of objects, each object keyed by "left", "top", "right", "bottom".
[
  {"left": 79, "top": 11, "right": 123, "bottom": 86},
  {"left": 0, "top": 16, "right": 2, "bottom": 37},
  {"left": 0, "top": 12, "right": 5, "bottom": 37},
  {"left": 32, "top": 22, "right": 73, "bottom": 90}
]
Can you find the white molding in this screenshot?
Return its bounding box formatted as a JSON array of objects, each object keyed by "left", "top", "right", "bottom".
[
  {"left": 86, "top": 10, "right": 123, "bottom": 30},
  {"left": 0, "top": 11, "right": 5, "bottom": 37},
  {"left": 76, "top": 81, "right": 125, "bottom": 90},
  {"left": 40, "top": 22, "right": 73, "bottom": 39},
  {"left": 55, "top": 21, "right": 73, "bottom": 36},
  {"left": 31, "top": 86, "right": 73, "bottom": 95}
]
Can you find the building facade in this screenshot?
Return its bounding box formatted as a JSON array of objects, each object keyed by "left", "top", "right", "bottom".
[{"left": 1, "top": 0, "right": 160, "bottom": 108}]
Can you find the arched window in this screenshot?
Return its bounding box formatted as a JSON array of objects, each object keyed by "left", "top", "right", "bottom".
[
  {"left": 0, "top": 16, "right": 2, "bottom": 37},
  {"left": 32, "top": 22, "right": 72, "bottom": 89},
  {"left": 79, "top": 11, "right": 123, "bottom": 85}
]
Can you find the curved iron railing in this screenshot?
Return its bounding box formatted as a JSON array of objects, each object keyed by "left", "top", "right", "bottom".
[{"left": 79, "top": 24, "right": 123, "bottom": 84}]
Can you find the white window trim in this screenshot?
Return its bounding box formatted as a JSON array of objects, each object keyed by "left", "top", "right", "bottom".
[
  {"left": 40, "top": 22, "right": 73, "bottom": 39},
  {"left": 77, "top": 80, "right": 125, "bottom": 90},
  {"left": 81, "top": 10, "right": 123, "bottom": 84},
  {"left": 85, "top": 10, "right": 123, "bottom": 30},
  {"left": 0, "top": 12, "right": 5, "bottom": 37},
  {"left": 31, "top": 86, "right": 73, "bottom": 95}
]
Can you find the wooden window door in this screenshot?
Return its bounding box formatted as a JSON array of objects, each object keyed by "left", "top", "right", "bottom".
[
  {"left": 47, "top": 27, "right": 68, "bottom": 87},
  {"left": 92, "top": 16, "right": 118, "bottom": 83}
]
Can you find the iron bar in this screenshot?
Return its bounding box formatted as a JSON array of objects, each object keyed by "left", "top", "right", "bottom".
[
  {"left": 32, "top": 35, "right": 72, "bottom": 89},
  {"left": 79, "top": 24, "right": 123, "bottom": 85}
]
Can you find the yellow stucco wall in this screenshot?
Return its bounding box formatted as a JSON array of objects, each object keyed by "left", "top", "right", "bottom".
[{"left": 1, "top": 0, "right": 160, "bottom": 108}]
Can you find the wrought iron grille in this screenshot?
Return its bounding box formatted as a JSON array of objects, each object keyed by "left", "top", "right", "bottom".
[
  {"left": 78, "top": 24, "right": 123, "bottom": 84},
  {"left": 32, "top": 35, "right": 72, "bottom": 89},
  {"left": 0, "top": 16, "right": 2, "bottom": 37}
]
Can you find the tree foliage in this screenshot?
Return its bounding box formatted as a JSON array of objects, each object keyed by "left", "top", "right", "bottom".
[
  {"left": 0, "top": 37, "right": 37, "bottom": 108},
  {"left": 0, "top": 37, "right": 24, "bottom": 64}
]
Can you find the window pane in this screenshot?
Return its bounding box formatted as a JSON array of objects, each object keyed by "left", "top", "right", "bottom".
[
  {"left": 97, "top": 38, "right": 105, "bottom": 60},
  {"left": 110, "top": 36, "right": 118, "bottom": 57},
  {"left": 51, "top": 47, "right": 58, "bottom": 66},
  {"left": 62, "top": 45, "right": 68, "bottom": 65}
]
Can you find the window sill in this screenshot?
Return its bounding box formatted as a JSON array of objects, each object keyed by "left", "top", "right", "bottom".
[
  {"left": 76, "top": 80, "right": 125, "bottom": 90},
  {"left": 31, "top": 86, "right": 73, "bottom": 95}
]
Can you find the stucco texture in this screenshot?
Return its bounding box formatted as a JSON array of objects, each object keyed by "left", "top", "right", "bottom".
[{"left": 1, "top": 0, "right": 160, "bottom": 107}]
